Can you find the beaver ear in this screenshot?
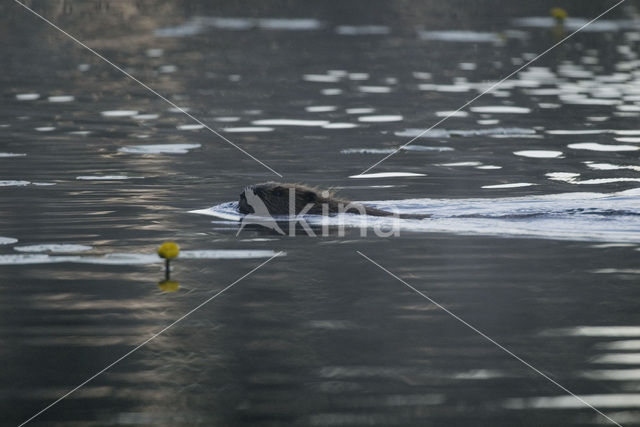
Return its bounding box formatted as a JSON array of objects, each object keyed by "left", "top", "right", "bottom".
[{"left": 303, "top": 190, "right": 317, "bottom": 203}]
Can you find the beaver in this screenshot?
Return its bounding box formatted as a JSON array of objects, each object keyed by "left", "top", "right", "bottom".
[{"left": 238, "top": 182, "right": 428, "bottom": 219}]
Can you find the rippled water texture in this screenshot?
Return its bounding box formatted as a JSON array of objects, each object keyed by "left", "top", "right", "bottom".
[{"left": 2, "top": 1, "right": 640, "bottom": 426}]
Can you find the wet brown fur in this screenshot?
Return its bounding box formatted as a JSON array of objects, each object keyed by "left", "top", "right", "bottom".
[{"left": 238, "top": 182, "right": 427, "bottom": 219}]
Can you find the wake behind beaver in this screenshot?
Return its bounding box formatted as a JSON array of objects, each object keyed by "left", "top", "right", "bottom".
[{"left": 191, "top": 187, "right": 640, "bottom": 243}]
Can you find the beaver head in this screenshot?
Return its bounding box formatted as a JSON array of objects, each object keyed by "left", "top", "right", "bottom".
[{"left": 238, "top": 182, "right": 335, "bottom": 216}]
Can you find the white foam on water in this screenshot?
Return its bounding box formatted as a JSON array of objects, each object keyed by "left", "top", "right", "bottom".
[
  {"left": 190, "top": 204, "right": 241, "bottom": 221},
  {"left": 158, "top": 65, "right": 177, "bottom": 73},
  {"left": 323, "top": 123, "right": 358, "bottom": 129},
  {"left": 0, "top": 180, "right": 30, "bottom": 187},
  {"left": 14, "top": 244, "right": 92, "bottom": 253},
  {"left": 303, "top": 74, "right": 341, "bottom": 83},
  {"left": 546, "top": 172, "right": 580, "bottom": 181},
  {"left": 514, "top": 150, "right": 563, "bottom": 158},
  {"left": 418, "top": 84, "right": 471, "bottom": 92},
  {"left": 168, "top": 106, "right": 190, "bottom": 113},
  {"left": 547, "top": 129, "right": 609, "bottom": 135},
  {"left": 0, "top": 153, "right": 26, "bottom": 157},
  {"left": 335, "top": 25, "right": 390, "bottom": 35},
  {"left": 156, "top": 16, "right": 322, "bottom": 37},
  {"left": 617, "top": 105, "right": 640, "bottom": 112},
  {"left": 436, "top": 111, "right": 469, "bottom": 118},
  {"left": 199, "top": 17, "right": 252, "bottom": 31},
  {"left": 590, "top": 243, "right": 637, "bottom": 248},
  {"left": 348, "top": 73, "right": 369, "bottom": 80},
  {"left": 504, "top": 394, "right": 640, "bottom": 409},
  {"left": 48, "top": 95, "right": 74, "bottom": 102},
  {"left": 223, "top": 127, "right": 274, "bottom": 133},
  {"left": 418, "top": 30, "right": 501, "bottom": 43},
  {"left": 560, "top": 95, "right": 621, "bottom": 106},
  {"left": 403, "top": 146, "right": 453, "bottom": 152},
  {"left": 0, "top": 237, "right": 18, "bottom": 245},
  {"left": 0, "top": 249, "right": 282, "bottom": 265},
  {"left": 146, "top": 48, "right": 164, "bottom": 57},
  {"left": 538, "top": 103, "right": 561, "bottom": 109},
  {"left": 450, "top": 369, "right": 508, "bottom": 380},
  {"left": 395, "top": 127, "right": 534, "bottom": 138},
  {"left": 16, "top": 93, "right": 40, "bottom": 101},
  {"left": 177, "top": 124, "right": 205, "bottom": 130},
  {"left": 76, "top": 175, "right": 133, "bottom": 180},
  {"left": 305, "top": 105, "right": 337, "bottom": 112},
  {"left": 412, "top": 72, "right": 432, "bottom": 79},
  {"left": 327, "top": 70, "right": 348, "bottom": 76},
  {"left": 179, "top": 250, "right": 281, "bottom": 259},
  {"left": 592, "top": 354, "right": 640, "bottom": 364},
  {"left": 341, "top": 148, "right": 396, "bottom": 154},
  {"left": 213, "top": 116, "right": 240, "bottom": 122},
  {"left": 35, "top": 127, "right": 55, "bottom": 132},
  {"left": 101, "top": 110, "right": 138, "bottom": 117},
  {"left": 132, "top": 114, "right": 159, "bottom": 120},
  {"left": 358, "top": 86, "right": 392, "bottom": 93},
  {"left": 118, "top": 144, "right": 201, "bottom": 154},
  {"left": 357, "top": 115, "right": 403, "bottom": 123},
  {"left": 593, "top": 268, "right": 640, "bottom": 274},
  {"left": 513, "top": 16, "right": 632, "bottom": 32},
  {"left": 257, "top": 18, "right": 322, "bottom": 30},
  {"left": 346, "top": 108, "right": 375, "bottom": 114},
  {"left": 459, "top": 62, "right": 477, "bottom": 71},
  {"left": 598, "top": 341, "right": 640, "bottom": 350},
  {"left": 550, "top": 172, "right": 640, "bottom": 185},
  {"left": 576, "top": 178, "right": 640, "bottom": 185},
  {"left": 544, "top": 326, "right": 640, "bottom": 337},
  {"left": 437, "top": 162, "right": 482, "bottom": 167},
  {"left": 321, "top": 88, "right": 343, "bottom": 95},
  {"left": 580, "top": 369, "right": 640, "bottom": 380},
  {"left": 568, "top": 142, "right": 639, "bottom": 152},
  {"left": 349, "top": 172, "right": 426, "bottom": 178},
  {"left": 482, "top": 183, "right": 536, "bottom": 189},
  {"left": 470, "top": 106, "right": 531, "bottom": 114},
  {"left": 615, "top": 137, "right": 640, "bottom": 143},
  {"left": 586, "top": 162, "right": 640, "bottom": 172},
  {"left": 252, "top": 119, "right": 330, "bottom": 126},
  {"left": 0, "top": 254, "right": 81, "bottom": 265}
]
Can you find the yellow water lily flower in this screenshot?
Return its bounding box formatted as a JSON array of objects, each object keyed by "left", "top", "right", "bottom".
[
  {"left": 550, "top": 7, "right": 568, "bottom": 21},
  {"left": 158, "top": 241, "right": 180, "bottom": 259}
]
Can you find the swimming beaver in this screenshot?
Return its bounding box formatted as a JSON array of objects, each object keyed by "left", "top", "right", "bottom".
[{"left": 238, "top": 182, "right": 428, "bottom": 219}]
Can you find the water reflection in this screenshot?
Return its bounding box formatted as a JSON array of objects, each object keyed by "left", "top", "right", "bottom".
[
  {"left": 157, "top": 279, "right": 179, "bottom": 292},
  {"left": 505, "top": 394, "right": 640, "bottom": 409},
  {"left": 4, "top": 0, "right": 640, "bottom": 425}
]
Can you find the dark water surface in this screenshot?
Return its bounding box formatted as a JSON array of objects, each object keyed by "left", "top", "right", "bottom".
[{"left": 2, "top": 1, "right": 640, "bottom": 426}]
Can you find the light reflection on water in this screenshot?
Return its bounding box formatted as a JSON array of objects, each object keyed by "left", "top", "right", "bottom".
[{"left": 2, "top": 1, "right": 640, "bottom": 426}]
